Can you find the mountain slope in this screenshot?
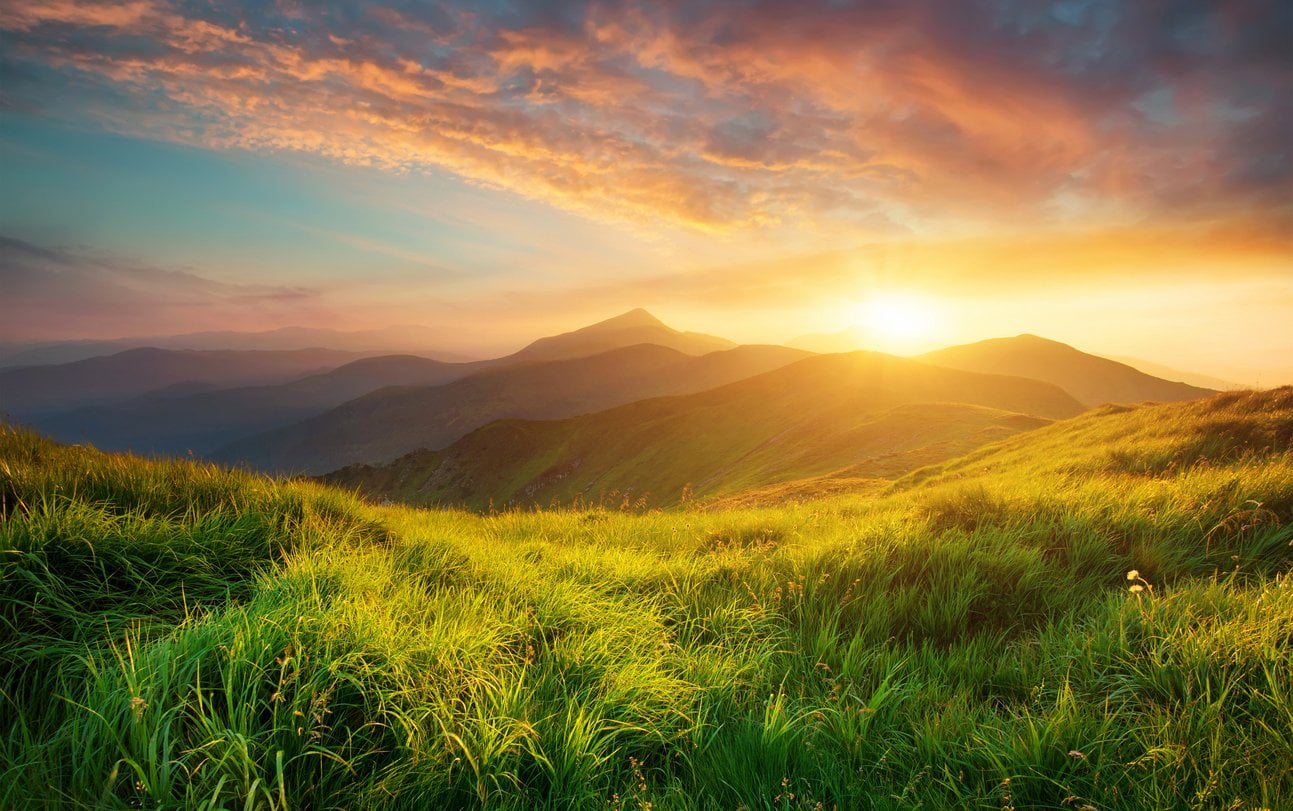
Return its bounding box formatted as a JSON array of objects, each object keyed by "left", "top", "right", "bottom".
[
  {"left": 322, "top": 351, "right": 1084, "bottom": 508},
  {"left": 1100, "top": 354, "right": 1244, "bottom": 391},
  {"left": 788, "top": 327, "right": 869, "bottom": 354},
  {"left": 18, "top": 309, "right": 744, "bottom": 457},
  {"left": 0, "top": 347, "right": 375, "bottom": 416},
  {"left": 219, "top": 343, "right": 810, "bottom": 474},
  {"left": 920, "top": 334, "right": 1215, "bottom": 407},
  {"left": 508, "top": 308, "right": 735, "bottom": 362},
  {"left": 29, "top": 354, "right": 490, "bottom": 455}
]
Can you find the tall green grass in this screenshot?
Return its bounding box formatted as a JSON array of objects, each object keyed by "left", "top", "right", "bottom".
[{"left": 1, "top": 389, "right": 1290, "bottom": 809}]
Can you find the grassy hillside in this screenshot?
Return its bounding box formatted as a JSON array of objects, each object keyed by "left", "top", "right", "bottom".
[
  {"left": 921, "top": 334, "right": 1215, "bottom": 407},
  {"left": 322, "top": 351, "right": 1082, "bottom": 509},
  {"left": 1, "top": 388, "right": 1289, "bottom": 809},
  {"left": 220, "top": 344, "right": 809, "bottom": 474}
]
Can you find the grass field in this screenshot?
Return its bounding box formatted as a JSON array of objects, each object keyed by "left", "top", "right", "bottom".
[{"left": 2, "top": 388, "right": 1290, "bottom": 809}]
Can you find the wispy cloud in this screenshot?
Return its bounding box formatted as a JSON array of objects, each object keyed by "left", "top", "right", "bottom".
[
  {"left": 0, "top": 235, "right": 330, "bottom": 339},
  {"left": 1, "top": 0, "right": 1287, "bottom": 236}
]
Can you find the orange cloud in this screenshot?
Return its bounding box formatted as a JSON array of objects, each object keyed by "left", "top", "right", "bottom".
[{"left": 0, "top": 0, "right": 1287, "bottom": 239}]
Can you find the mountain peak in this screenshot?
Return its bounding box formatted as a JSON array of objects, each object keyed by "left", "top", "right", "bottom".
[
  {"left": 508, "top": 308, "right": 733, "bottom": 363},
  {"left": 589, "top": 308, "right": 668, "bottom": 331},
  {"left": 1012, "top": 333, "right": 1068, "bottom": 347}
]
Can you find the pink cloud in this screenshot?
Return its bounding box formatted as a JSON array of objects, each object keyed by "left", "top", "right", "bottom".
[{"left": 0, "top": 0, "right": 1287, "bottom": 236}]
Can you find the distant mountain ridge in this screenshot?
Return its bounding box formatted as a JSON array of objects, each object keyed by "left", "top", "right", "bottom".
[
  {"left": 0, "top": 325, "right": 461, "bottom": 369},
  {"left": 28, "top": 353, "right": 491, "bottom": 456},
  {"left": 321, "top": 350, "right": 1084, "bottom": 509},
  {"left": 1098, "top": 354, "right": 1244, "bottom": 391},
  {"left": 919, "top": 334, "right": 1216, "bottom": 407},
  {"left": 217, "top": 342, "right": 810, "bottom": 474},
  {"left": 7, "top": 315, "right": 1224, "bottom": 489},
  {"left": 0, "top": 347, "right": 378, "bottom": 417},
  {"left": 788, "top": 327, "right": 869, "bottom": 354},
  {"left": 22, "top": 310, "right": 749, "bottom": 457}
]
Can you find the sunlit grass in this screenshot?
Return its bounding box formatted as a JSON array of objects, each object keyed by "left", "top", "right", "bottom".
[{"left": 1, "top": 388, "right": 1290, "bottom": 808}]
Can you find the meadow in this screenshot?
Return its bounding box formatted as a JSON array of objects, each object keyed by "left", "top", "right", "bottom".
[{"left": 1, "top": 388, "right": 1290, "bottom": 809}]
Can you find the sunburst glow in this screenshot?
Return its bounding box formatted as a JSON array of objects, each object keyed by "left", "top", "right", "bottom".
[{"left": 853, "top": 293, "right": 944, "bottom": 350}]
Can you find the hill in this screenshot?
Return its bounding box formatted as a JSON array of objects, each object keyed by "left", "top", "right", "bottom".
[
  {"left": 1100, "top": 353, "right": 1245, "bottom": 391},
  {"left": 2, "top": 388, "right": 1289, "bottom": 808},
  {"left": 218, "top": 343, "right": 811, "bottom": 474},
  {"left": 893, "top": 386, "right": 1293, "bottom": 491},
  {"left": 507, "top": 308, "right": 735, "bottom": 362},
  {"left": 0, "top": 347, "right": 376, "bottom": 416},
  {"left": 14, "top": 310, "right": 744, "bottom": 459},
  {"left": 787, "top": 326, "right": 869, "bottom": 354},
  {"left": 322, "top": 351, "right": 1083, "bottom": 508},
  {"left": 920, "top": 334, "right": 1215, "bottom": 407},
  {"left": 27, "top": 353, "right": 491, "bottom": 456},
  {"left": 0, "top": 324, "right": 457, "bottom": 369}
]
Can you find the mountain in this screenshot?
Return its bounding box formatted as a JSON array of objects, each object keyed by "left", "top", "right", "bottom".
[
  {"left": 1099, "top": 354, "right": 1244, "bottom": 391},
  {"left": 919, "top": 334, "right": 1216, "bottom": 407},
  {"left": 0, "top": 308, "right": 729, "bottom": 372},
  {"left": 0, "top": 347, "right": 378, "bottom": 417},
  {"left": 0, "top": 325, "right": 460, "bottom": 369},
  {"left": 21, "top": 310, "right": 745, "bottom": 459},
  {"left": 320, "top": 350, "right": 1084, "bottom": 509},
  {"left": 788, "top": 327, "right": 869, "bottom": 354},
  {"left": 218, "top": 343, "right": 811, "bottom": 474},
  {"left": 507, "top": 308, "right": 735, "bottom": 362},
  {"left": 29, "top": 354, "right": 490, "bottom": 455}
]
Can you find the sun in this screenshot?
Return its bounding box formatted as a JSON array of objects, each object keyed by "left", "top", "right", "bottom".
[{"left": 852, "top": 292, "right": 942, "bottom": 350}]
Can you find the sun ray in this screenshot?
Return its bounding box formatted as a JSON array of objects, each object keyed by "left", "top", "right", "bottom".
[{"left": 851, "top": 292, "right": 945, "bottom": 351}]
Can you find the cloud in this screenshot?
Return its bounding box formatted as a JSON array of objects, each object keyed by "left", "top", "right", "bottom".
[
  {"left": 0, "top": 0, "right": 1286, "bottom": 237},
  {"left": 511, "top": 219, "right": 1293, "bottom": 321},
  {"left": 0, "top": 235, "right": 330, "bottom": 339}
]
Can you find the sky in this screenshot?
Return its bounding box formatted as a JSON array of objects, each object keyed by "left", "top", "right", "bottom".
[{"left": 0, "top": 0, "right": 1290, "bottom": 384}]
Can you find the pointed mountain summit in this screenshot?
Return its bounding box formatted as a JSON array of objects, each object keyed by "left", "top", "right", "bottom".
[
  {"left": 509, "top": 309, "right": 736, "bottom": 363},
  {"left": 920, "top": 334, "right": 1216, "bottom": 408},
  {"left": 582, "top": 307, "right": 667, "bottom": 330}
]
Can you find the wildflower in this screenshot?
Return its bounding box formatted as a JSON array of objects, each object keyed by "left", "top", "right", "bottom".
[
  {"left": 1129, "top": 584, "right": 1144, "bottom": 594},
  {"left": 1126, "top": 570, "right": 1139, "bottom": 581}
]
